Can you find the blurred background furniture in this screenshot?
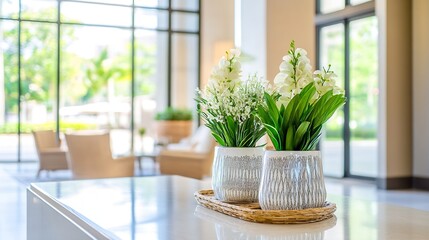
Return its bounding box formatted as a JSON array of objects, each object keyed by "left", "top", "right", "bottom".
[
  {"left": 65, "top": 132, "right": 134, "bottom": 179},
  {"left": 134, "top": 146, "right": 162, "bottom": 174},
  {"left": 157, "top": 126, "right": 216, "bottom": 179},
  {"left": 154, "top": 107, "right": 193, "bottom": 143},
  {"left": 32, "top": 130, "right": 69, "bottom": 178}
]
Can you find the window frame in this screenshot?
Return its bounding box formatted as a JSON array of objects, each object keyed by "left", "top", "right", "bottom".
[
  {"left": 316, "top": 0, "right": 376, "bottom": 180},
  {"left": 0, "top": 0, "right": 201, "bottom": 162}
]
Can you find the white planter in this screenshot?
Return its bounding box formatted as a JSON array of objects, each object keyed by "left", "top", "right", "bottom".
[
  {"left": 212, "top": 146, "right": 264, "bottom": 203},
  {"left": 259, "top": 150, "right": 327, "bottom": 210}
]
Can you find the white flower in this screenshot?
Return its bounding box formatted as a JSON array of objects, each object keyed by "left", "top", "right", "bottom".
[
  {"left": 229, "top": 48, "right": 241, "bottom": 57},
  {"left": 197, "top": 49, "right": 266, "bottom": 125},
  {"left": 313, "top": 65, "right": 343, "bottom": 100},
  {"left": 207, "top": 49, "right": 242, "bottom": 95},
  {"left": 273, "top": 41, "right": 345, "bottom": 107},
  {"left": 274, "top": 42, "right": 313, "bottom": 104}
]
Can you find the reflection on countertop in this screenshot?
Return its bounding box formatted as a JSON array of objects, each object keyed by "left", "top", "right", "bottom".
[{"left": 195, "top": 205, "right": 337, "bottom": 240}]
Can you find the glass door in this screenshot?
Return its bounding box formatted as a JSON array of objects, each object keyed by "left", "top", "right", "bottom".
[
  {"left": 319, "top": 23, "right": 345, "bottom": 177},
  {"left": 0, "top": 20, "right": 19, "bottom": 162},
  {"left": 318, "top": 15, "right": 378, "bottom": 178},
  {"left": 349, "top": 16, "right": 378, "bottom": 177}
]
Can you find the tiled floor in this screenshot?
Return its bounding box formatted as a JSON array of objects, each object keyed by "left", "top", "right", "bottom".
[
  {"left": 1, "top": 162, "right": 429, "bottom": 240},
  {"left": 0, "top": 167, "right": 27, "bottom": 240}
]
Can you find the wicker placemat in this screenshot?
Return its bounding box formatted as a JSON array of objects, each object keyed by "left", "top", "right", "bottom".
[{"left": 194, "top": 190, "right": 336, "bottom": 224}]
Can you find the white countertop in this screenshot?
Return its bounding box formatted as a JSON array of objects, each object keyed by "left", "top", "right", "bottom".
[{"left": 28, "top": 176, "right": 429, "bottom": 240}]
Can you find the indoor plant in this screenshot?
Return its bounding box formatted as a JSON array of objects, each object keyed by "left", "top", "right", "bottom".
[
  {"left": 154, "top": 107, "right": 193, "bottom": 143},
  {"left": 196, "top": 49, "right": 266, "bottom": 203},
  {"left": 257, "top": 41, "right": 346, "bottom": 210}
]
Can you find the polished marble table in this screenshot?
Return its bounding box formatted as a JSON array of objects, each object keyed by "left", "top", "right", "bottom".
[{"left": 27, "top": 176, "right": 429, "bottom": 240}]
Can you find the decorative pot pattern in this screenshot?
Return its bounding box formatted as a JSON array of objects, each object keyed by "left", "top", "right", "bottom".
[
  {"left": 259, "top": 151, "right": 326, "bottom": 210},
  {"left": 212, "top": 147, "right": 264, "bottom": 203}
]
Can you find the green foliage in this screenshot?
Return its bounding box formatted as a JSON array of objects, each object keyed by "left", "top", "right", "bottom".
[
  {"left": 258, "top": 83, "right": 346, "bottom": 151},
  {"left": 0, "top": 121, "right": 96, "bottom": 134},
  {"left": 155, "top": 107, "right": 193, "bottom": 121},
  {"left": 83, "top": 46, "right": 135, "bottom": 102},
  {"left": 324, "top": 123, "right": 377, "bottom": 140},
  {"left": 2, "top": 9, "right": 79, "bottom": 114},
  {"left": 195, "top": 89, "right": 266, "bottom": 148},
  {"left": 2, "top": 9, "right": 157, "bottom": 117},
  {"left": 138, "top": 127, "right": 146, "bottom": 136},
  {"left": 2, "top": 10, "right": 62, "bottom": 112},
  {"left": 134, "top": 42, "right": 156, "bottom": 96},
  {"left": 199, "top": 111, "right": 265, "bottom": 148}
]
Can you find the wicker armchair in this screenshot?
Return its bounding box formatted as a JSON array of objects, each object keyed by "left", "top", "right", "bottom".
[
  {"left": 65, "top": 132, "right": 135, "bottom": 179},
  {"left": 157, "top": 126, "right": 216, "bottom": 179},
  {"left": 32, "top": 130, "right": 69, "bottom": 178}
]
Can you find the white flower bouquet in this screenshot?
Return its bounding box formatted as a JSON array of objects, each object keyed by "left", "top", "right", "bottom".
[
  {"left": 258, "top": 41, "right": 346, "bottom": 151},
  {"left": 196, "top": 49, "right": 266, "bottom": 147}
]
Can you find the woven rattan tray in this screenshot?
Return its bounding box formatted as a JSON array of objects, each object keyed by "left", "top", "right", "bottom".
[{"left": 194, "top": 190, "right": 336, "bottom": 224}]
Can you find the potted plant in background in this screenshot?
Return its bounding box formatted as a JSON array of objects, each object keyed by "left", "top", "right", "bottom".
[
  {"left": 138, "top": 127, "right": 146, "bottom": 138},
  {"left": 257, "top": 41, "right": 346, "bottom": 210},
  {"left": 154, "top": 107, "right": 193, "bottom": 144},
  {"left": 138, "top": 127, "right": 146, "bottom": 150},
  {"left": 196, "top": 49, "right": 266, "bottom": 203}
]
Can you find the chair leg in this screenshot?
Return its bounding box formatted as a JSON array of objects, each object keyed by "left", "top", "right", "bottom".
[
  {"left": 138, "top": 157, "right": 142, "bottom": 172},
  {"left": 36, "top": 169, "right": 42, "bottom": 178}
]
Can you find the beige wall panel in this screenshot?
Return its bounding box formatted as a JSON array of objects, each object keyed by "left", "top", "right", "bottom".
[
  {"left": 266, "top": 0, "right": 315, "bottom": 81},
  {"left": 413, "top": 0, "right": 429, "bottom": 177},
  {"left": 377, "top": 0, "right": 412, "bottom": 178},
  {"left": 200, "top": 0, "right": 235, "bottom": 88}
]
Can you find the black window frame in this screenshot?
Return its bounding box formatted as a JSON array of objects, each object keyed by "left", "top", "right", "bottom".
[
  {"left": 316, "top": 0, "right": 376, "bottom": 180},
  {"left": 0, "top": 0, "right": 201, "bottom": 162}
]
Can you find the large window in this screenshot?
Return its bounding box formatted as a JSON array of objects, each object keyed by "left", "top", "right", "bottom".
[
  {"left": 317, "top": 0, "right": 378, "bottom": 178},
  {"left": 0, "top": 0, "right": 201, "bottom": 162}
]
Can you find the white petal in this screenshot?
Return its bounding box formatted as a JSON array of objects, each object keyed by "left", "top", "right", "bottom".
[
  {"left": 274, "top": 72, "right": 288, "bottom": 84},
  {"left": 229, "top": 48, "right": 241, "bottom": 57}
]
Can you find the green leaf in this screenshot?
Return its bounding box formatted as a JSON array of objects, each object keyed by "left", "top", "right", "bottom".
[
  {"left": 278, "top": 104, "right": 285, "bottom": 130},
  {"left": 313, "top": 94, "right": 345, "bottom": 128},
  {"left": 284, "top": 95, "right": 298, "bottom": 127},
  {"left": 302, "top": 129, "right": 312, "bottom": 150},
  {"left": 290, "top": 95, "right": 302, "bottom": 124},
  {"left": 225, "top": 116, "right": 237, "bottom": 145},
  {"left": 294, "top": 121, "right": 310, "bottom": 148},
  {"left": 307, "top": 131, "right": 322, "bottom": 150},
  {"left": 258, "top": 106, "right": 274, "bottom": 127},
  {"left": 304, "top": 125, "right": 323, "bottom": 150},
  {"left": 264, "top": 123, "right": 281, "bottom": 150},
  {"left": 295, "top": 83, "right": 316, "bottom": 122},
  {"left": 322, "top": 95, "right": 345, "bottom": 123},
  {"left": 308, "top": 90, "right": 334, "bottom": 129},
  {"left": 264, "top": 92, "right": 279, "bottom": 124},
  {"left": 211, "top": 132, "right": 225, "bottom": 146},
  {"left": 285, "top": 125, "right": 295, "bottom": 150}
]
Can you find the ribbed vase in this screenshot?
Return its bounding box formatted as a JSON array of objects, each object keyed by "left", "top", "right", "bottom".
[
  {"left": 259, "top": 151, "right": 327, "bottom": 210},
  {"left": 212, "top": 146, "right": 264, "bottom": 203}
]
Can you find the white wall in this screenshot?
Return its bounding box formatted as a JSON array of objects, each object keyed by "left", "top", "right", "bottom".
[
  {"left": 200, "top": 0, "right": 235, "bottom": 88},
  {"left": 239, "top": 0, "right": 267, "bottom": 78},
  {"left": 413, "top": 0, "right": 429, "bottom": 178},
  {"left": 239, "top": 0, "right": 315, "bottom": 82}
]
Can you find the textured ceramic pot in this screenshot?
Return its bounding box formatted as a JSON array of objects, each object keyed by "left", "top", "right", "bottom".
[
  {"left": 212, "top": 146, "right": 264, "bottom": 203},
  {"left": 259, "top": 151, "right": 327, "bottom": 210}
]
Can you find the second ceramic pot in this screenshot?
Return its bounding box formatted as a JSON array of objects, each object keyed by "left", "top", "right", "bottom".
[{"left": 258, "top": 150, "right": 327, "bottom": 210}]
